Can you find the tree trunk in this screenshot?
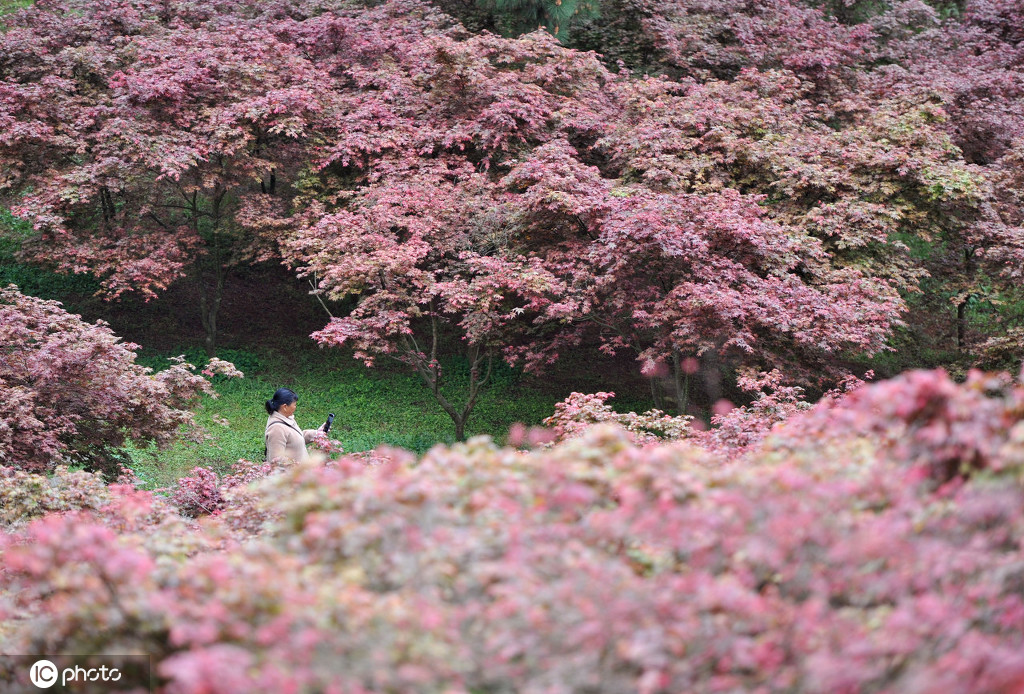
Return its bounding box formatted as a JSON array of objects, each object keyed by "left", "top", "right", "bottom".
[
  {"left": 196, "top": 270, "right": 223, "bottom": 358},
  {"left": 672, "top": 350, "right": 690, "bottom": 416},
  {"left": 401, "top": 333, "right": 493, "bottom": 442},
  {"left": 956, "top": 300, "right": 967, "bottom": 353},
  {"left": 702, "top": 349, "right": 723, "bottom": 404},
  {"left": 203, "top": 304, "right": 218, "bottom": 357},
  {"left": 195, "top": 190, "right": 226, "bottom": 358},
  {"left": 649, "top": 375, "right": 663, "bottom": 411},
  {"left": 957, "top": 246, "right": 974, "bottom": 354}
]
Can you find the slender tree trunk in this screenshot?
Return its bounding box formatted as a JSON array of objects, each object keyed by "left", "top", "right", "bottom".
[
  {"left": 400, "top": 330, "right": 493, "bottom": 441},
  {"left": 956, "top": 301, "right": 967, "bottom": 353},
  {"left": 672, "top": 350, "right": 690, "bottom": 416},
  {"left": 702, "top": 349, "right": 723, "bottom": 404},
  {"left": 194, "top": 190, "right": 226, "bottom": 357},
  {"left": 957, "top": 246, "right": 974, "bottom": 354},
  {"left": 196, "top": 263, "right": 224, "bottom": 357},
  {"left": 649, "top": 376, "right": 663, "bottom": 411}
]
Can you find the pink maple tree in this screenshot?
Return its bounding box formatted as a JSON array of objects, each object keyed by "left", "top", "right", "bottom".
[
  {"left": 282, "top": 4, "right": 920, "bottom": 428},
  {"left": 867, "top": 0, "right": 1024, "bottom": 358},
  {"left": 281, "top": 16, "right": 619, "bottom": 439},
  {"left": 576, "top": 0, "right": 1024, "bottom": 370},
  {"left": 0, "top": 0, "right": 339, "bottom": 354},
  {"left": 0, "top": 284, "right": 234, "bottom": 477}
]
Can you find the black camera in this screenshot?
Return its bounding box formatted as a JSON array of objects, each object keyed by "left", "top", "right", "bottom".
[{"left": 324, "top": 413, "right": 335, "bottom": 433}]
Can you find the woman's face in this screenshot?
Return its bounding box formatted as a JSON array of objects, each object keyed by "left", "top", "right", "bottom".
[{"left": 279, "top": 400, "right": 298, "bottom": 417}]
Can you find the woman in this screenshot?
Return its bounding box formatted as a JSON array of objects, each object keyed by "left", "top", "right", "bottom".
[{"left": 264, "top": 388, "right": 324, "bottom": 462}]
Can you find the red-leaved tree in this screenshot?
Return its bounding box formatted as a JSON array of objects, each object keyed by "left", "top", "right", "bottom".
[
  {"left": 281, "top": 13, "right": 618, "bottom": 439},
  {"left": 281, "top": 3, "right": 920, "bottom": 429},
  {"left": 574, "top": 0, "right": 1024, "bottom": 370},
  {"left": 0, "top": 0, "right": 339, "bottom": 354},
  {"left": 866, "top": 0, "right": 1024, "bottom": 360},
  {"left": 0, "top": 284, "right": 232, "bottom": 476},
  {"left": 503, "top": 134, "right": 904, "bottom": 409}
]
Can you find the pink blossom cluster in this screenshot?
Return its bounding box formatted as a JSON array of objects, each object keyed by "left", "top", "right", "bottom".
[
  {"left": 543, "top": 369, "right": 871, "bottom": 458},
  {"left": 170, "top": 458, "right": 293, "bottom": 519},
  {"left": 200, "top": 358, "right": 245, "bottom": 380},
  {"left": 544, "top": 391, "right": 693, "bottom": 444}
]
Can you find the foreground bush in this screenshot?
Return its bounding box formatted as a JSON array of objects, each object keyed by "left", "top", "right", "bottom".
[
  {"left": 2, "top": 369, "right": 1024, "bottom": 692},
  {"left": 0, "top": 465, "right": 111, "bottom": 530}
]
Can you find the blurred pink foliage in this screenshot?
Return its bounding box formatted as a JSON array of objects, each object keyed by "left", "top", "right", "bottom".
[{"left": 3, "top": 368, "right": 1024, "bottom": 692}]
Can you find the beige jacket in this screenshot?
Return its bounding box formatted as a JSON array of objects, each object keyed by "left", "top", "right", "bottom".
[{"left": 264, "top": 411, "right": 321, "bottom": 462}]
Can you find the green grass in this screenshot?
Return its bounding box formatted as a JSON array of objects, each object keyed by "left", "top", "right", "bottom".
[
  {"left": 0, "top": 0, "right": 30, "bottom": 23},
  {"left": 125, "top": 344, "right": 634, "bottom": 491}
]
